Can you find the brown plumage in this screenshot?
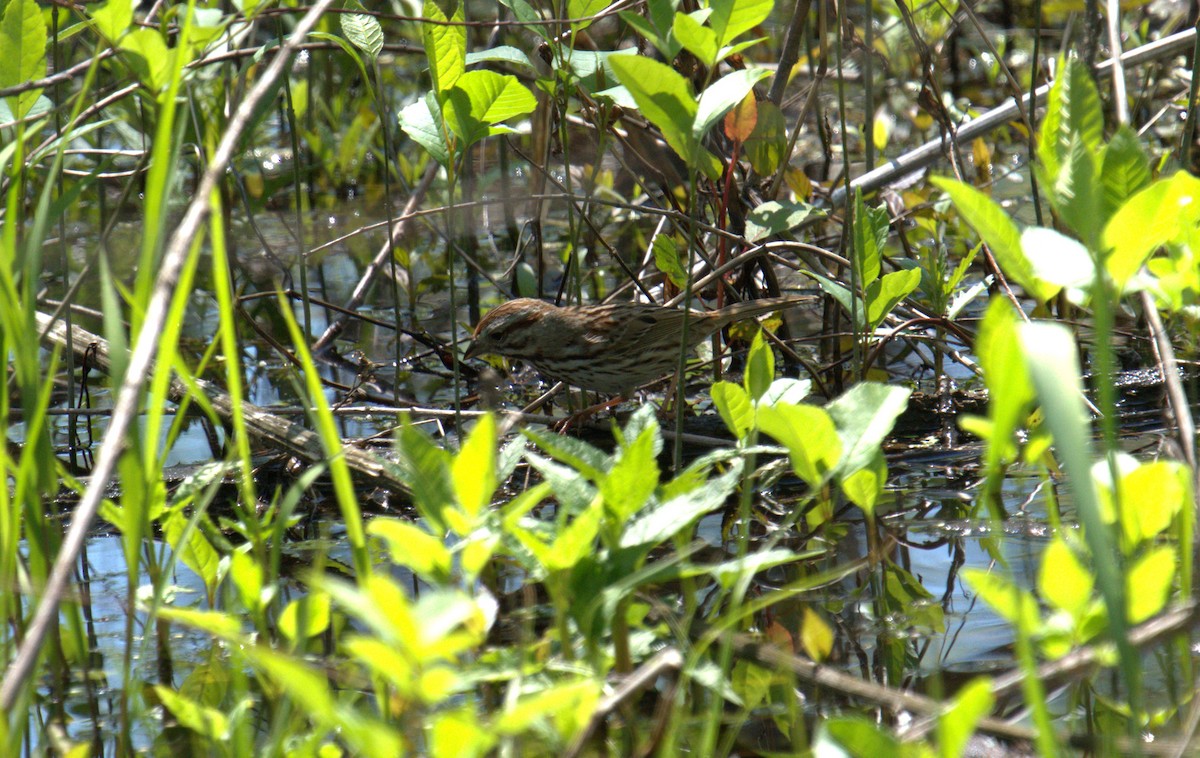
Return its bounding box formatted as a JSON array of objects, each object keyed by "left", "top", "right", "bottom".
[{"left": 463, "top": 297, "right": 809, "bottom": 394}]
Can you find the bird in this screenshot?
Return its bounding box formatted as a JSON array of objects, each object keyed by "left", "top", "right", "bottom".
[{"left": 463, "top": 296, "right": 809, "bottom": 395}]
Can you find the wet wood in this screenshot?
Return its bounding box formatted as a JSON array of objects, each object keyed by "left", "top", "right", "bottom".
[{"left": 35, "top": 311, "right": 410, "bottom": 494}]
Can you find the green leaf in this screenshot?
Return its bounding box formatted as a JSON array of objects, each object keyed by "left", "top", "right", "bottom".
[
  {"left": 706, "top": 548, "right": 800, "bottom": 589},
  {"left": 864, "top": 267, "right": 920, "bottom": 329},
  {"left": 423, "top": 0, "right": 465, "bottom": 95},
  {"left": 1049, "top": 137, "right": 1103, "bottom": 247},
  {"left": 1098, "top": 124, "right": 1150, "bottom": 213},
  {"left": 523, "top": 453, "right": 597, "bottom": 513},
  {"left": 852, "top": 190, "right": 887, "bottom": 285},
  {"left": 800, "top": 607, "right": 833, "bottom": 662},
  {"left": 621, "top": 462, "right": 742, "bottom": 548},
  {"left": 743, "top": 328, "right": 773, "bottom": 401},
  {"left": 617, "top": 9, "right": 680, "bottom": 59},
  {"left": 120, "top": 27, "right": 174, "bottom": 92},
  {"left": 744, "top": 100, "right": 786, "bottom": 175},
  {"left": 1126, "top": 546, "right": 1175, "bottom": 623},
  {"left": 1120, "top": 461, "right": 1188, "bottom": 546},
  {"left": 1021, "top": 227, "right": 1094, "bottom": 293},
  {"left": 758, "top": 377, "right": 811, "bottom": 407},
  {"left": 600, "top": 421, "right": 660, "bottom": 524},
  {"left": 1020, "top": 322, "right": 1132, "bottom": 662},
  {"left": 693, "top": 67, "right": 771, "bottom": 141},
  {"left": 827, "top": 382, "right": 910, "bottom": 478},
  {"left": 757, "top": 403, "right": 841, "bottom": 488},
  {"left": 443, "top": 70, "right": 537, "bottom": 147},
  {"left": 609, "top": 54, "right": 722, "bottom": 180},
  {"left": 154, "top": 687, "right": 231, "bottom": 741},
  {"left": 279, "top": 593, "right": 332, "bottom": 641},
  {"left": 370, "top": 518, "right": 453, "bottom": 579},
  {"left": 933, "top": 176, "right": 1057, "bottom": 303},
  {"left": 963, "top": 568, "right": 1038, "bottom": 627},
  {"left": 550, "top": 499, "right": 604, "bottom": 570},
  {"left": 938, "top": 678, "right": 995, "bottom": 758},
  {"left": 744, "top": 200, "right": 820, "bottom": 243},
  {"left": 465, "top": 45, "right": 536, "bottom": 69},
  {"left": 840, "top": 450, "right": 886, "bottom": 516},
  {"left": 524, "top": 428, "right": 607, "bottom": 481},
  {"left": 91, "top": 0, "right": 132, "bottom": 42},
  {"left": 652, "top": 234, "right": 687, "bottom": 287},
  {"left": 399, "top": 92, "right": 452, "bottom": 165},
  {"left": 452, "top": 413, "right": 497, "bottom": 522},
  {"left": 164, "top": 510, "right": 220, "bottom": 596},
  {"left": 974, "top": 299, "right": 1032, "bottom": 474},
  {"left": 807, "top": 271, "right": 860, "bottom": 327},
  {"left": 674, "top": 11, "right": 718, "bottom": 65},
  {"left": 709, "top": 0, "right": 773, "bottom": 47},
  {"left": 227, "top": 550, "right": 266, "bottom": 614},
  {"left": 1103, "top": 171, "right": 1200, "bottom": 288},
  {"left": 0, "top": 0, "right": 46, "bottom": 120},
  {"left": 1038, "top": 537, "right": 1093, "bottom": 617},
  {"left": 817, "top": 718, "right": 902, "bottom": 757},
  {"left": 341, "top": 1, "right": 383, "bottom": 61},
  {"left": 711, "top": 380, "right": 754, "bottom": 439},
  {"left": 568, "top": 0, "right": 612, "bottom": 32},
  {"left": 1037, "top": 56, "right": 1103, "bottom": 181},
  {"left": 395, "top": 418, "right": 454, "bottom": 531},
  {"left": 431, "top": 708, "right": 495, "bottom": 756},
  {"left": 499, "top": 0, "right": 547, "bottom": 38}
]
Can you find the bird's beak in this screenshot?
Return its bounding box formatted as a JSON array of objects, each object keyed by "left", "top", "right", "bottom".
[{"left": 463, "top": 342, "right": 480, "bottom": 361}]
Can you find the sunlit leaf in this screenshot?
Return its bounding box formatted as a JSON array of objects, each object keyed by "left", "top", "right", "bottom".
[
  {"left": 744, "top": 200, "right": 820, "bottom": 243},
  {"left": 279, "top": 593, "right": 332, "bottom": 642},
  {"left": 91, "top": 0, "right": 132, "bottom": 42},
  {"left": 709, "top": 0, "right": 773, "bottom": 47},
  {"left": 963, "top": 568, "right": 1037, "bottom": 627},
  {"left": 757, "top": 403, "right": 840, "bottom": 488},
  {"left": 694, "top": 67, "right": 771, "bottom": 142},
  {"left": 340, "top": 1, "right": 383, "bottom": 61},
  {"left": 840, "top": 449, "right": 886, "bottom": 516},
  {"left": 399, "top": 93, "right": 452, "bottom": 165},
  {"left": 0, "top": 0, "right": 46, "bottom": 119},
  {"left": 1104, "top": 171, "right": 1200, "bottom": 288},
  {"left": 744, "top": 101, "right": 787, "bottom": 175},
  {"left": 1021, "top": 226, "right": 1094, "bottom": 291},
  {"left": 443, "top": 70, "right": 537, "bottom": 147},
  {"left": 743, "top": 329, "right": 773, "bottom": 401},
  {"left": 852, "top": 190, "right": 887, "bottom": 285},
  {"left": 609, "top": 55, "right": 720, "bottom": 177},
  {"left": 674, "top": 10, "right": 717, "bottom": 65},
  {"left": 864, "top": 267, "right": 920, "bottom": 329},
  {"left": 1119, "top": 461, "right": 1189, "bottom": 546},
  {"left": 800, "top": 607, "right": 833, "bottom": 662},
  {"left": 937, "top": 678, "right": 995, "bottom": 758},
  {"left": 652, "top": 234, "right": 687, "bottom": 287},
  {"left": 154, "top": 686, "right": 231, "bottom": 741},
  {"left": 1038, "top": 537, "right": 1093, "bottom": 617},
  {"left": 712, "top": 380, "right": 754, "bottom": 439},
  {"left": 827, "top": 382, "right": 910, "bottom": 478},
  {"left": 452, "top": 412, "right": 497, "bottom": 522},
  {"left": 423, "top": 0, "right": 465, "bottom": 94},
  {"left": 933, "top": 177, "right": 1057, "bottom": 303},
  {"left": 816, "top": 717, "right": 902, "bottom": 756},
  {"left": 1126, "top": 546, "right": 1175, "bottom": 624},
  {"left": 600, "top": 420, "right": 660, "bottom": 524},
  {"left": 370, "top": 518, "right": 453, "bottom": 579}
]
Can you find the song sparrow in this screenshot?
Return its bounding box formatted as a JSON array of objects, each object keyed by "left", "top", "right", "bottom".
[{"left": 464, "top": 296, "right": 809, "bottom": 394}]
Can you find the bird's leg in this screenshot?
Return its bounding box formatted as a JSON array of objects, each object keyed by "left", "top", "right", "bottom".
[{"left": 553, "top": 394, "right": 626, "bottom": 433}]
